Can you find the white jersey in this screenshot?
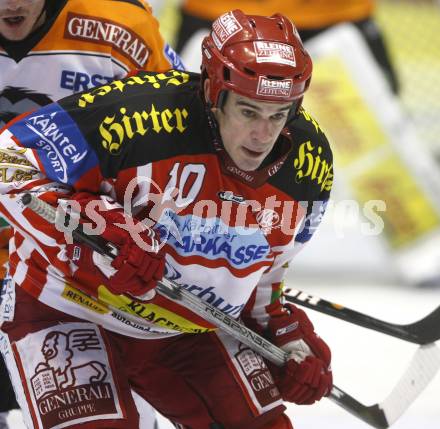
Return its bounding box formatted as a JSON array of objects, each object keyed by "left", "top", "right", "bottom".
[{"left": 0, "top": 0, "right": 183, "bottom": 127}]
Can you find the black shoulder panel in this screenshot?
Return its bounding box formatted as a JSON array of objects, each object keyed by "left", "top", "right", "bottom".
[
  {"left": 58, "top": 71, "right": 215, "bottom": 178},
  {"left": 268, "top": 109, "right": 334, "bottom": 203}
]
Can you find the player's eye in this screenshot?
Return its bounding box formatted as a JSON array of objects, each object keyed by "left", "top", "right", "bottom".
[
  {"left": 241, "top": 109, "right": 257, "bottom": 118},
  {"left": 271, "top": 113, "right": 288, "bottom": 122}
]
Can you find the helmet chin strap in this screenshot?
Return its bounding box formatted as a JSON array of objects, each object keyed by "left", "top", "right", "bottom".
[
  {"left": 35, "top": 0, "right": 48, "bottom": 23},
  {"left": 24, "top": 0, "right": 47, "bottom": 36}
]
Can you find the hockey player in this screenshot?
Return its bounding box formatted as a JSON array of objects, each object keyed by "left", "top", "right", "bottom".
[
  {"left": 0, "top": 0, "right": 183, "bottom": 126},
  {"left": 0, "top": 0, "right": 183, "bottom": 427},
  {"left": 0, "top": 9, "right": 333, "bottom": 429}
]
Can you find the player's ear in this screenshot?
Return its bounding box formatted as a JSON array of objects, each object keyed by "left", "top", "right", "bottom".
[
  {"left": 203, "top": 78, "right": 211, "bottom": 104},
  {"left": 204, "top": 78, "right": 219, "bottom": 116}
]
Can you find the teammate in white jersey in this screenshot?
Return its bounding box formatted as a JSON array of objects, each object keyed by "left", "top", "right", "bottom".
[{"left": 0, "top": 9, "right": 333, "bottom": 429}]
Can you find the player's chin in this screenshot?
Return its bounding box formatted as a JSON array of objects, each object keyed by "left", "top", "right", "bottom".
[
  {"left": 237, "top": 160, "right": 261, "bottom": 172},
  {"left": 0, "top": 19, "right": 30, "bottom": 39},
  {"left": 238, "top": 151, "right": 266, "bottom": 170}
]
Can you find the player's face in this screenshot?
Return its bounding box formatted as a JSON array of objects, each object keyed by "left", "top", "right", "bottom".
[
  {"left": 213, "top": 92, "right": 292, "bottom": 171},
  {"left": 0, "top": 0, "right": 45, "bottom": 41}
]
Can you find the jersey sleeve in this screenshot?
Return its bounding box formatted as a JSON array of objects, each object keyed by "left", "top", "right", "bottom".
[
  {"left": 0, "top": 67, "right": 192, "bottom": 290},
  {"left": 0, "top": 104, "right": 103, "bottom": 269}
]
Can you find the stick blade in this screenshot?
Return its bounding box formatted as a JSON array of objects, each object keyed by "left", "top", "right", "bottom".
[
  {"left": 380, "top": 343, "right": 440, "bottom": 426},
  {"left": 329, "top": 387, "right": 388, "bottom": 429},
  {"left": 329, "top": 344, "right": 440, "bottom": 428}
]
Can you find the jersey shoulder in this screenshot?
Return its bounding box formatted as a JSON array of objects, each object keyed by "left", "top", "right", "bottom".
[
  {"left": 269, "top": 108, "right": 334, "bottom": 201},
  {"left": 106, "top": 0, "right": 152, "bottom": 11},
  {"left": 39, "top": 0, "right": 170, "bottom": 70},
  {"left": 57, "top": 71, "right": 214, "bottom": 177},
  {"left": 66, "top": 0, "right": 152, "bottom": 15}
]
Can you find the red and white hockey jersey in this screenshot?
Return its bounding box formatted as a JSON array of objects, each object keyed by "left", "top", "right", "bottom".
[{"left": 0, "top": 70, "right": 333, "bottom": 339}]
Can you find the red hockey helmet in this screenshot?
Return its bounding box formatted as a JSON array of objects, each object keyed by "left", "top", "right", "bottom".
[{"left": 201, "top": 9, "right": 312, "bottom": 112}]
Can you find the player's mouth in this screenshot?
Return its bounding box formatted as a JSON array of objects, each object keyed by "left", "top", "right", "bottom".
[
  {"left": 2, "top": 16, "right": 26, "bottom": 26},
  {"left": 242, "top": 147, "right": 266, "bottom": 158}
]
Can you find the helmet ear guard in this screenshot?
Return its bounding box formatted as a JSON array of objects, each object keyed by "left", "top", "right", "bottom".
[{"left": 201, "top": 9, "right": 312, "bottom": 115}]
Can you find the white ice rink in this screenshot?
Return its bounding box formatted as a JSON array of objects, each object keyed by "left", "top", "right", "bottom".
[{"left": 7, "top": 279, "right": 440, "bottom": 429}]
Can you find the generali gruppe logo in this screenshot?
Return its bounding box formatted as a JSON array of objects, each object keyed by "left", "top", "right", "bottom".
[
  {"left": 13, "top": 324, "right": 123, "bottom": 428},
  {"left": 235, "top": 346, "right": 281, "bottom": 405}
]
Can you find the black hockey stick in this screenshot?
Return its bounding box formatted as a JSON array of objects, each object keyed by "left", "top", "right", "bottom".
[
  {"left": 285, "top": 289, "right": 440, "bottom": 344},
  {"left": 20, "top": 193, "right": 440, "bottom": 428}
]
